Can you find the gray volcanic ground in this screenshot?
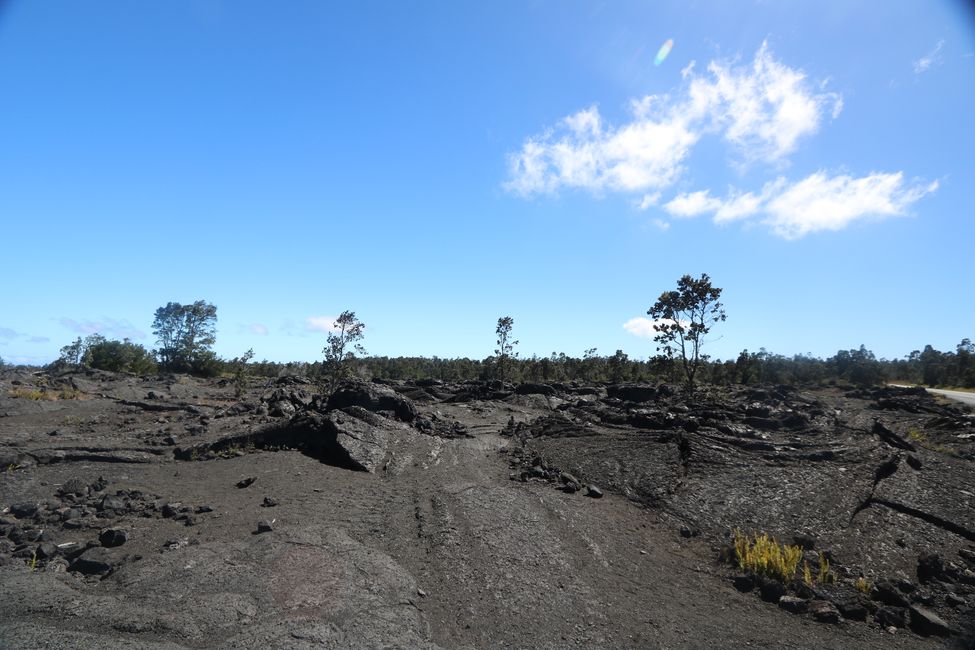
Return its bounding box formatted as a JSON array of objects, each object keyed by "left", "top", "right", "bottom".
[{"left": 1, "top": 368, "right": 974, "bottom": 648}]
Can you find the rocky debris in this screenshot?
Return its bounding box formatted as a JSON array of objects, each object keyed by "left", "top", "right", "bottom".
[
  {"left": 414, "top": 414, "right": 472, "bottom": 439},
  {"left": 872, "top": 580, "right": 911, "bottom": 607},
  {"left": 586, "top": 485, "right": 603, "bottom": 498},
  {"left": 261, "top": 496, "right": 278, "bottom": 507},
  {"left": 876, "top": 606, "right": 908, "bottom": 629},
  {"left": 261, "top": 385, "right": 313, "bottom": 419},
  {"left": 808, "top": 600, "right": 841, "bottom": 624},
  {"left": 327, "top": 381, "right": 417, "bottom": 422},
  {"left": 236, "top": 477, "right": 257, "bottom": 489},
  {"left": 256, "top": 519, "right": 274, "bottom": 534}
]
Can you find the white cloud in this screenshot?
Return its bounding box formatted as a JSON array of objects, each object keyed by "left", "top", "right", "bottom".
[
  {"left": 686, "top": 41, "right": 842, "bottom": 162},
  {"left": 636, "top": 191, "right": 662, "bottom": 210},
  {"left": 713, "top": 189, "right": 765, "bottom": 223},
  {"left": 764, "top": 172, "right": 938, "bottom": 239},
  {"left": 505, "top": 105, "right": 698, "bottom": 196},
  {"left": 663, "top": 190, "right": 723, "bottom": 218},
  {"left": 681, "top": 60, "right": 696, "bottom": 79},
  {"left": 249, "top": 323, "right": 269, "bottom": 336},
  {"left": 661, "top": 171, "right": 938, "bottom": 239},
  {"left": 305, "top": 316, "right": 339, "bottom": 333},
  {"left": 652, "top": 218, "right": 670, "bottom": 232},
  {"left": 914, "top": 40, "right": 945, "bottom": 74},
  {"left": 623, "top": 317, "right": 684, "bottom": 339},
  {"left": 506, "top": 42, "right": 839, "bottom": 197}
]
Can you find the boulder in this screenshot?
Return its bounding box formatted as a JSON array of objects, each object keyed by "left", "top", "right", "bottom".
[
  {"left": 514, "top": 383, "right": 557, "bottom": 396},
  {"left": 875, "top": 606, "right": 907, "bottom": 628},
  {"left": 327, "top": 382, "right": 417, "bottom": 422},
  {"left": 777, "top": 595, "right": 807, "bottom": 614},
  {"left": 317, "top": 407, "right": 397, "bottom": 473},
  {"left": 607, "top": 384, "right": 657, "bottom": 403},
  {"left": 871, "top": 580, "right": 910, "bottom": 607},
  {"left": 9, "top": 503, "right": 38, "bottom": 519},
  {"left": 69, "top": 547, "right": 120, "bottom": 576},
  {"left": 98, "top": 529, "right": 128, "bottom": 548},
  {"left": 808, "top": 600, "right": 841, "bottom": 624},
  {"left": 908, "top": 605, "right": 951, "bottom": 636}
]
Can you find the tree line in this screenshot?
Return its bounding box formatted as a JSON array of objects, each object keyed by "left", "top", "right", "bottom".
[{"left": 30, "top": 278, "right": 974, "bottom": 390}]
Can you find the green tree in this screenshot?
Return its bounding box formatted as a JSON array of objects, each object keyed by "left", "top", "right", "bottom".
[
  {"left": 152, "top": 300, "right": 218, "bottom": 373},
  {"left": 322, "top": 311, "right": 366, "bottom": 394},
  {"left": 230, "top": 348, "right": 255, "bottom": 400},
  {"left": 57, "top": 334, "right": 106, "bottom": 369},
  {"left": 58, "top": 337, "right": 86, "bottom": 367},
  {"left": 582, "top": 347, "right": 599, "bottom": 382},
  {"left": 648, "top": 273, "right": 726, "bottom": 388},
  {"left": 495, "top": 316, "right": 518, "bottom": 382},
  {"left": 608, "top": 349, "right": 629, "bottom": 383}
]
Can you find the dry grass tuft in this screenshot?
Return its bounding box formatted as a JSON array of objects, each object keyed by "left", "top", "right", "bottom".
[{"left": 733, "top": 530, "right": 803, "bottom": 583}]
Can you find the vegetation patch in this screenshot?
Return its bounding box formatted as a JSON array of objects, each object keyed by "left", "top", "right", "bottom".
[
  {"left": 732, "top": 530, "right": 803, "bottom": 583},
  {"left": 8, "top": 387, "right": 83, "bottom": 401}
]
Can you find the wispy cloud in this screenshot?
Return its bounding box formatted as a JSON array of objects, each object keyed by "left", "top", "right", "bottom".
[
  {"left": 58, "top": 317, "right": 146, "bottom": 340},
  {"left": 249, "top": 323, "right": 269, "bottom": 336},
  {"left": 506, "top": 42, "right": 841, "bottom": 197},
  {"left": 914, "top": 40, "right": 945, "bottom": 74},
  {"left": 663, "top": 190, "right": 723, "bottom": 218},
  {"left": 0, "top": 327, "right": 51, "bottom": 344},
  {"left": 664, "top": 171, "right": 938, "bottom": 239},
  {"left": 636, "top": 192, "right": 662, "bottom": 210},
  {"left": 764, "top": 172, "right": 938, "bottom": 239},
  {"left": 623, "top": 317, "right": 686, "bottom": 339},
  {"left": 304, "top": 316, "right": 340, "bottom": 334}
]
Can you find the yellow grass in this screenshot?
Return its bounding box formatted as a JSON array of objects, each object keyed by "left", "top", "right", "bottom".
[{"left": 733, "top": 530, "right": 803, "bottom": 583}]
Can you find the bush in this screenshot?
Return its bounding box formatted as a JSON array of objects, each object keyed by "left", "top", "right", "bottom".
[{"left": 87, "top": 338, "right": 158, "bottom": 374}]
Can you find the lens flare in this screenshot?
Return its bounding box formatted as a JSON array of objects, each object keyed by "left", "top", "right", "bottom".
[{"left": 654, "top": 39, "right": 673, "bottom": 66}]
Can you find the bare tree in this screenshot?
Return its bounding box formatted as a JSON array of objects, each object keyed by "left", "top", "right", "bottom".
[{"left": 495, "top": 316, "right": 518, "bottom": 382}]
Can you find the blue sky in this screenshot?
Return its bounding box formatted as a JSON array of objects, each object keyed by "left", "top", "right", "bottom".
[{"left": 1, "top": 1, "right": 973, "bottom": 365}]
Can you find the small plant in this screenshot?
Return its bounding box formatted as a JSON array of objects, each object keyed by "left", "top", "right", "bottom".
[
  {"left": 732, "top": 529, "right": 803, "bottom": 583},
  {"left": 231, "top": 348, "right": 255, "bottom": 400},
  {"left": 907, "top": 428, "right": 928, "bottom": 444},
  {"left": 854, "top": 577, "right": 871, "bottom": 595},
  {"left": 803, "top": 560, "right": 813, "bottom": 586},
  {"left": 817, "top": 552, "right": 834, "bottom": 584},
  {"left": 27, "top": 551, "right": 38, "bottom": 572}
]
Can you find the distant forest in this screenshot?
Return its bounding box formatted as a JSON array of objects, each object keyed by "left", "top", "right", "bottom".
[
  {"left": 6, "top": 339, "right": 974, "bottom": 390},
  {"left": 245, "top": 341, "right": 975, "bottom": 389}
]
